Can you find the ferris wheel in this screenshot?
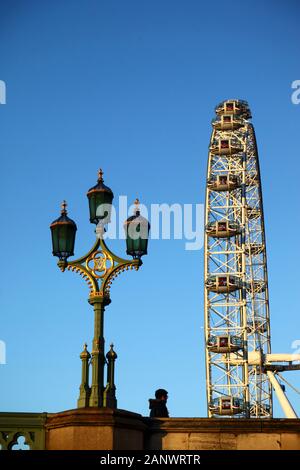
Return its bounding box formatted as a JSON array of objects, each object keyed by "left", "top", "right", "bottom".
[{"left": 204, "top": 99, "right": 300, "bottom": 418}]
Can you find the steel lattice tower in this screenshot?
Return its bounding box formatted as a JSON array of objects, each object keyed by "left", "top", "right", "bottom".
[{"left": 204, "top": 99, "right": 272, "bottom": 418}]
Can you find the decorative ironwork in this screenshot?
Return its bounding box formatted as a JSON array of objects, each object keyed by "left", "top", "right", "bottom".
[
  {"left": 0, "top": 413, "right": 47, "bottom": 450},
  {"left": 50, "top": 170, "right": 149, "bottom": 409},
  {"left": 87, "top": 251, "right": 112, "bottom": 278},
  {"left": 58, "top": 236, "right": 141, "bottom": 301},
  {"left": 56, "top": 228, "right": 142, "bottom": 408}
]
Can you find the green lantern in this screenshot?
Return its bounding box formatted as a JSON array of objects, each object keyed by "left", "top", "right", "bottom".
[
  {"left": 50, "top": 201, "right": 77, "bottom": 260},
  {"left": 124, "top": 199, "right": 150, "bottom": 259},
  {"left": 87, "top": 169, "right": 114, "bottom": 225}
]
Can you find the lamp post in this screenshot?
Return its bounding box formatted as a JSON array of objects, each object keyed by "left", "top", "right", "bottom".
[{"left": 50, "top": 169, "right": 150, "bottom": 408}]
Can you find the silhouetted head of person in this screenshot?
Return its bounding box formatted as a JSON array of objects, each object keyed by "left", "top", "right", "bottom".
[{"left": 155, "top": 389, "right": 168, "bottom": 402}]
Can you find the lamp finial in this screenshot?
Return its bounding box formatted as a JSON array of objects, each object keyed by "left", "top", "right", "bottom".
[
  {"left": 98, "top": 168, "right": 104, "bottom": 182},
  {"left": 134, "top": 198, "right": 140, "bottom": 214},
  {"left": 61, "top": 200, "right": 67, "bottom": 215}
]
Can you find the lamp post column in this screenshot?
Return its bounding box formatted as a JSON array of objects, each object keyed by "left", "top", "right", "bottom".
[
  {"left": 103, "top": 344, "right": 118, "bottom": 408},
  {"left": 77, "top": 343, "right": 91, "bottom": 408},
  {"left": 89, "top": 295, "right": 110, "bottom": 407}
]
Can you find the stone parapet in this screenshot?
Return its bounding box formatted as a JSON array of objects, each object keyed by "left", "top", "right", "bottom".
[
  {"left": 1, "top": 411, "right": 299, "bottom": 450},
  {"left": 145, "top": 417, "right": 300, "bottom": 450},
  {"left": 45, "top": 408, "right": 147, "bottom": 450}
]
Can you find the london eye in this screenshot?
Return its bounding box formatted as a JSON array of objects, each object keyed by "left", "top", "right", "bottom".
[{"left": 204, "top": 99, "right": 300, "bottom": 418}]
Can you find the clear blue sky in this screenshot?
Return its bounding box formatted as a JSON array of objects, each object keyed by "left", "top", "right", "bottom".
[{"left": 1, "top": 0, "right": 300, "bottom": 418}]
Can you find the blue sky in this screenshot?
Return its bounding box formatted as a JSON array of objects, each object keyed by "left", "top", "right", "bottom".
[{"left": 0, "top": 0, "right": 300, "bottom": 417}]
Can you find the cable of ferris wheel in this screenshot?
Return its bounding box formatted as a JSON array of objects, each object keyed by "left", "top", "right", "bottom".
[{"left": 276, "top": 372, "right": 300, "bottom": 396}]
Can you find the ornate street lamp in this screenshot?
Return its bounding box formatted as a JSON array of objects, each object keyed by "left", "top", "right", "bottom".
[
  {"left": 50, "top": 201, "right": 77, "bottom": 260},
  {"left": 124, "top": 199, "right": 150, "bottom": 259},
  {"left": 50, "top": 169, "right": 150, "bottom": 409},
  {"left": 87, "top": 169, "right": 114, "bottom": 224}
]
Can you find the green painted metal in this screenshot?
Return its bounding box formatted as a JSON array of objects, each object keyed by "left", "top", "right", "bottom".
[
  {"left": 0, "top": 413, "right": 47, "bottom": 450},
  {"left": 51, "top": 172, "right": 149, "bottom": 410},
  {"left": 55, "top": 231, "right": 142, "bottom": 409},
  {"left": 50, "top": 201, "right": 77, "bottom": 260},
  {"left": 103, "top": 344, "right": 118, "bottom": 409},
  {"left": 57, "top": 236, "right": 141, "bottom": 298},
  {"left": 89, "top": 296, "right": 106, "bottom": 407},
  {"left": 124, "top": 200, "right": 150, "bottom": 259},
  {"left": 77, "top": 344, "right": 91, "bottom": 408},
  {"left": 86, "top": 169, "right": 114, "bottom": 225}
]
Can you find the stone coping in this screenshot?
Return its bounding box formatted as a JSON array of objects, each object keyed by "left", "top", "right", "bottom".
[
  {"left": 145, "top": 417, "right": 300, "bottom": 433},
  {"left": 0, "top": 412, "right": 47, "bottom": 427},
  {"left": 45, "top": 408, "right": 147, "bottom": 432},
  {"left": 1, "top": 411, "right": 299, "bottom": 434}
]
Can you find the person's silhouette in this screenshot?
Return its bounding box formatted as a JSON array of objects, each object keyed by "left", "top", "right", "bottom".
[{"left": 149, "top": 389, "right": 169, "bottom": 417}]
